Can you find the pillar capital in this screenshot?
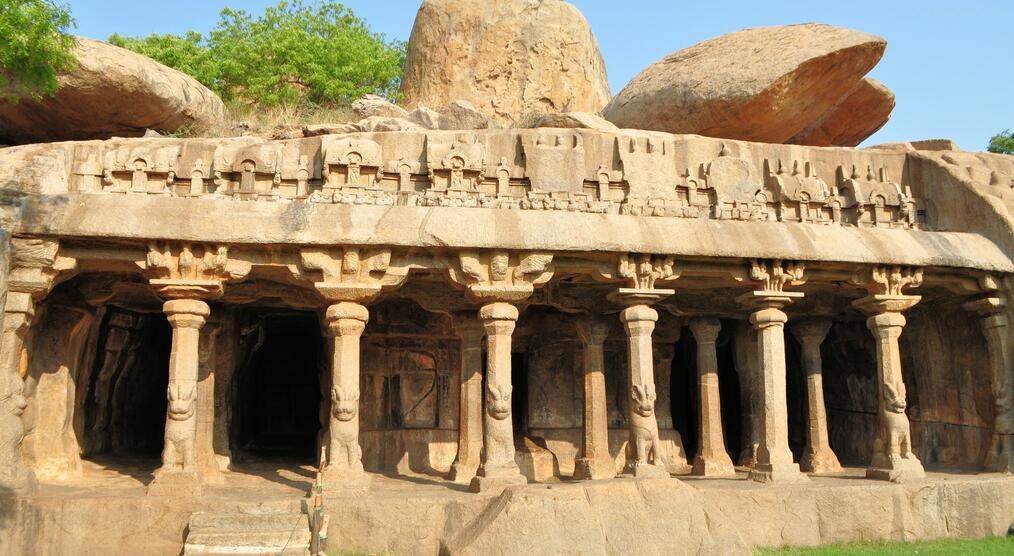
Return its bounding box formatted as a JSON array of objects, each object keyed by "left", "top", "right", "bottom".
[
  {"left": 749, "top": 306, "right": 788, "bottom": 330},
  {"left": 575, "top": 317, "right": 610, "bottom": 347},
  {"left": 853, "top": 294, "right": 921, "bottom": 317},
  {"left": 790, "top": 318, "right": 832, "bottom": 345},
  {"left": 444, "top": 250, "right": 554, "bottom": 304},
  {"left": 163, "top": 299, "right": 210, "bottom": 330},
  {"left": 867, "top": 311, "right": 907, "bottom": 336},
  {"left": 621, "top": 304, "right": 659, "bottom": 324},
  {"left": 689, "top": 317, "right": 722, "bottom": 343},
  {"left": 325, "top": 301, "right": 369, "bottom": 334}
]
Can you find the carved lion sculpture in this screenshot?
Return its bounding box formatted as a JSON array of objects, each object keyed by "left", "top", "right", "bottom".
[
  {"left": 161, "top": 383, "right": 197, "bottom": 471},
  {"left": 328, "top": 386, "right": 362, "bottom": 472},
  {"left": 881, "top": 381, "right": 915, "bottom": 460},
  {"left": 629, "top": 383, "right": 662, "bottom": 466},
  {"left": 331, "top": 386, "right": 359, "bottom": 422},
  {"left": 487, "top": 384, "right": 512, "bottom": 421}
]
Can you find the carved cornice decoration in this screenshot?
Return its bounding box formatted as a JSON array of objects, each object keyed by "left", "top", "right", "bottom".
[
  {"left": 443, "top": 250, "right": 554, "bottom": 303},
  {"left": 139, "top": 242, "right": 251, "bottom": 299},
  {"left": 299, "top": 247, "right": 411, "bottom": 303}
]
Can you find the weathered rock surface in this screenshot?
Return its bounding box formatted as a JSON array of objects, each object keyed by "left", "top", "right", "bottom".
[
  {"left": 405, "top": 106, "right": 441, "bottom": 130},
  {"left": 437, "top": 100, "right": 491, "bottom": 131},
  {"left": 602, "top": 24, "right": 886, "bottom": 143},
  {"left": 402, "top": 0, "right": 611, "bottom": 126},
  {"left": 351, "top": 94, "right": 408, "bottom": 120},
  {"left": 536, "top": 111, "right": 619, "bottom": 131},
  {"left": 789, "top": 78, "right": 895, "bottom": 147},
  {"left": 0, "top": 37, "right": 225, "bottom": 144}
]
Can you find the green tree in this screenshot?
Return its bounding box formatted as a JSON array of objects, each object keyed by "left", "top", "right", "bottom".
[
  {"left": 988, "top": 130, "right": 1014, "bottom": 155},
  {"left": 108, "top": 31, "right": 219, "bottom": 91},
  {"left": 0, "top": 0, "right": 77, "bottom": 102},
  {"left": 111, "top": 1, "right": 406, "bottom": 108}
]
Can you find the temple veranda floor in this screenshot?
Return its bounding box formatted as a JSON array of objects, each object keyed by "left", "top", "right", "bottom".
[{"left": 3, "top": 458, "right": 1013, "bottom": 555}]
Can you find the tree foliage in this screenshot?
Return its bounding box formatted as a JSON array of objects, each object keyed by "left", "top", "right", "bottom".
[
  {"left": 110, "top": 1, "right": 406, "bottom": 108},
  {"left": 0, "top": 0, "right": 77, "bottom": 102},
  {"left": 988, "top": 130, "right": 1014, "bottom": 155}
]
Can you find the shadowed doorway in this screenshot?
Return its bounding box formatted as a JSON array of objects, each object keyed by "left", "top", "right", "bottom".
[{"left": 234, "top": 311, "right": 323, "bottom": 462}]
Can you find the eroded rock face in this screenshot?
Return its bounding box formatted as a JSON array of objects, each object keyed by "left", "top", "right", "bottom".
[
  {"left": 602, "top": 24, "right": 887, "bottom": 144},
  {"left": 789, "top": 78, "right": 896, "bottom": 147},
  {"left": 402, "top": 0, "right": 611, "bottom": 126},
  {"left": 0, "top": 38, "right": 225, "bottom": 145}
]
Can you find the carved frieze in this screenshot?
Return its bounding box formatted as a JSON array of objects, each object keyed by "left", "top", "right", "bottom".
[
  {"left": 443, "top": 250, "right": 554, "bottom": 302},
  {"left": 140, "top": 242, "right": 251, "bottom": 299},
  {"left": 299, "top": 247, "right": 411, "bottom": 302}
]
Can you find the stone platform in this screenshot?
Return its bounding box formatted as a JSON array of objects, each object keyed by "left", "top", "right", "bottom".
[{"left": 1, "top": 459, "right": 1013, "bottom": 555}]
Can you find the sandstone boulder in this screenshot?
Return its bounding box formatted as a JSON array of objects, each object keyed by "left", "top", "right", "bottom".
[
  {"left": 354, "top": 116, "right": 424, "bottom": 133},
  {"left": 351, "top": 94, "right": 408, "bottom": 120},
  {"left": 405, "top": 106, "right": 441, "bottom": 130},
  {"left": 602, "top": 24, "right": 886, "bottom": 143},
  {"left": 0, "top": 37, "right": 225, "bottom": 145},
  {"left": 438, "top": 100, "right": 491, "bottom": 131},
  {"left": 402, "top": 0, "right": 611, "bottom": 126},
  {"left": 536, "top": 111, "right": 619, "bottom": 131},
  {"left": 303, "top": 123, "right": 360, "bottom": 137},
  {"left": 789, "top": 78, "right": 896, "bottom": 147}
]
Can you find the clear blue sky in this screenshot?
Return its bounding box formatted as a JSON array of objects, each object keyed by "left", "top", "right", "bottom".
[{"left": 67, "top": 0, "right": 1013, "bottom": 150}]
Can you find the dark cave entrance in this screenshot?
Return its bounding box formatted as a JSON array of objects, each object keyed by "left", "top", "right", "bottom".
[
  {"left": 234, "top": 311, "right": 323, "bottom": 462},
  {"left": 82, "top": 308, "right": 171, "bottom": 459}
]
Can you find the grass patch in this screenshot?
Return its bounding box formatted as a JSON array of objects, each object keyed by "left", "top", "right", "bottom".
[{"left": 756, "top": 536, "right": 1014, "bottom": 555}]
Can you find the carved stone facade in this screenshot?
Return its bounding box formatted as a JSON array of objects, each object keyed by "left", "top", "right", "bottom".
[{"left": 2, "top": 129, "right": 1014, "bottom": 550}]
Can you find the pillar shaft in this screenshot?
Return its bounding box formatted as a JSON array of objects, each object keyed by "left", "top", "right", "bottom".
[
  {"left": 791, "top": 319, "right": 842, "bottom": 474},
  {"left": 980, "top": 312, "right": 1014, "bottom": 472},
  {"left": 865, "top": 310, "right": 925, "bottom": 481},
  {"left": 449, "top": 315, "right": 484, "bottom": 483},
  {"left": 471, "top": 302, "right": 525, "bottom": 492},
  {"left": 574, "top": 319, "right": 613, "bottom": 480},
  {"left": 149, "top": 298, "right": 209, "bottom": 496},
  {"left": 323, "top": 302, "right": 369, "bottom": 487},
  {"left": 690, "top": 318, "right": 735, "bottom": 476},
  {"left": 0, "top": 291, "right": 36, "bottom": 493},
  {"left": 196, "top": 322, "right": 223, "bottom": 484},
  {"left": 621, "top": 305, "right": 667, "bottom": 477},
  {"left": 748, "top": 303, "right": 808, "bottom": 483}
]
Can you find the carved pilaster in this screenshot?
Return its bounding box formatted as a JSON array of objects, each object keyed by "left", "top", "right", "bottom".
[
  {"left": 1, "top": 238, "right": 77, "bottom": 494},
  {"left": 470, "top": 302, "right": 526, "bottom": 493},
  {"left": 964, "top": 295, "right": 1014, "bottom": 473},
  {"left": 738, "top": 259, "right": 809, "bottom": 484},
  {"left": 448, "top": 313, "right": 484, "bottom": 484},
  {"left": 574, "top": 318, "right": 613, "bottom": 480},
  {"left": 148, "top": 299, "right": 208, "bottom": 496},
  {"left": 852, "top": 265, "right": 924, "bottom": 482},
  {"left": 322, "top": 302, "right": 369, "bottom": 489},
  {"left": 605, "top": 253, "right": 681, "bottom": 479},
  {"left": 790, "top": 318, "right": 842, "bottom": 474},
  {"left": 689, "top": 317, "right": 735, "bottom": 477}
]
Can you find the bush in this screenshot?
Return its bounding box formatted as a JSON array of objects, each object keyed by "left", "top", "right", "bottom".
[
  {"left": 988, "top": 130, "right": 1014, "bottom": 155},
  {"left": 110, "top": 1, "right": 406, "bottom": 108},
  {"left": 0, "top": 0, "right": 77, "bottom": 102}
]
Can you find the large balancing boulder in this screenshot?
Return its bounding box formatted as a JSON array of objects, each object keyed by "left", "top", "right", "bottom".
[
  {"left": 788, "top": 77, "right": 896, "bottom": 147},
  {"left": 602, "top": 24, "right": 887, "bottom": 144},
  {"left": 401, "top": 0, "right": 611, "bottom": 126},
  {"left": 0, "top": 37, "right": 225, "bottom": 145}
]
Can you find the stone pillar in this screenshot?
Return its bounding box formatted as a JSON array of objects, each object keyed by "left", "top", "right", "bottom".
[
  {"left": 689, "top": 318, "right": 735, "bottom": 477},
  {"left": 0, "top": 289, "right": 37, "bottom": 494},
  {"left": 148, "top": 299, "right": 209, "bottom": 496},
  {"left": 743, "top": 292, "right": 808, "bottom": 483},
  {"left": 790, "top": 318, "right": 842, "bottom": 474},
  {"left": 854, "top": 295, "right": 925, "bottom": 482},
  {"left": 470, "top": 302, "right": 526, "bottom": 493},
  {"left": 448, "top": 314, "right": 484, "bottom": 484},
  {"left": 322, "top": 301, "right": 369, "bottom": 488},
  {"left": 733, "top": 322, "right": 760, "bottom": 467},
  {"left": 965, "top": 297, "right": 1014, "bottom": 472},
  {"left": 196, "top": 321, "right": 223, "bottom": 485},
  {"left": 620, "top": 304, "right": 668, "bottom": 478},
  {"left": 574, "top": 318, "right": 613, "bottom": 480}
]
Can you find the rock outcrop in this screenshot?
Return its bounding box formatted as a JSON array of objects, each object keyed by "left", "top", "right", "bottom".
[
  {"left": 789, "top": 78, "right": 896, "bottom": 147},
  {"left": 602, "top": 24, "right": 888, "bottom": 144},
  {"left": 0, "top": 37, "right": 225, "bottom": 145},
  {"left": 401, "top": 0, "right": 611, "bottom": 126}
]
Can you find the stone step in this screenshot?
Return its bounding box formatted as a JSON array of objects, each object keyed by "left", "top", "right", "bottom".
[
  {"left": 189, "top": 511, "right": 307, "bottom": 532},
  {"left": 183, "top": 504, "right": 311, "bottom": 556}
]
